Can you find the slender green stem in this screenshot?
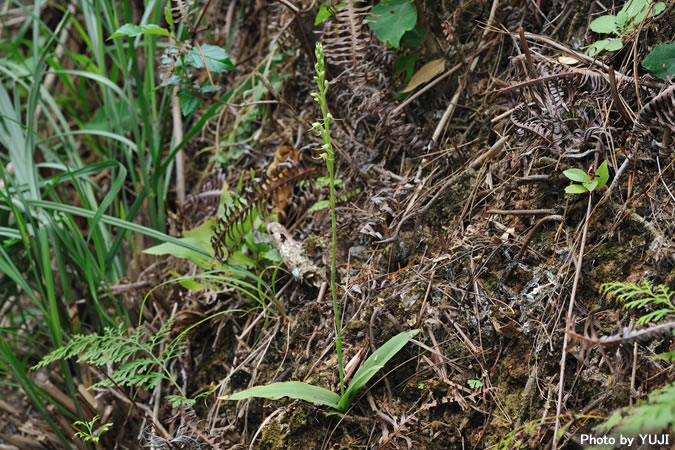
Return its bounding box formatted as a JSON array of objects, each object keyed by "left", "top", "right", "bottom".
[{"left": 312, "top": 43, "right": 344, "bottom": 396}]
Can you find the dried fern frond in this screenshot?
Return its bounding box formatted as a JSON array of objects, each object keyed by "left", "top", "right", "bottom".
[
  {"left": 635, "top": 83, "right": 675, "bottom": 133},
  {"left": 320, "top": 2, "right": 372, "bottom": 83},
  {"left": 211, "top": 152, "right": 315, "bottom": 262},
  {"left": 565, "top": 321, "right": 675, "bottom": 349},
  {"left": 172, "top": 0, "right": 196, "bottom": 26}
]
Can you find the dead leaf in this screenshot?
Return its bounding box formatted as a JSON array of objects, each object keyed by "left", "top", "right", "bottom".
[
  {"left": 558, "top": 55, "right": 580, "bottom": 65},
  {"left": 401, "top": 58, "right": 446, "bottom": 93}
]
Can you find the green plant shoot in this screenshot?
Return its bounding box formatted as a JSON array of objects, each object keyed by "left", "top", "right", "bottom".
[
  {"left": 563, "top": 161, "right": 609, "bottom": 195},
  {"left": 72, "top": 415, "right": 112, "bottom": 447}
]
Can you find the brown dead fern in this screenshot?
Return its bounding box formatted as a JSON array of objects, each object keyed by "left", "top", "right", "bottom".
[
  {"left": 319, "top": 2, "right": 372, "bottom": 84},
  {"left": 635, "top": 83, "right": 675, "bottom": 133},
  {"left": 210, "top": 150, "right": 315, "bottom": 262}
]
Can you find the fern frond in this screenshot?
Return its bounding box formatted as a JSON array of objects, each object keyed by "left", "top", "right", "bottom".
[
  {"left": 32, "top": 318, "right": 186, "bottom": 394},
  {"left": 635, "top": 83, "right": 675, "bottom": 133},
  {"left": 320, "top": 2, "right": 372, "bottom": 83},
  {"left": 596, "top": 381, "right": 675, "bottom": 436},
  {"left": 210, "top": 161, "right": 315, "bottom": 262},
  {"left": 600, "top": 280, "right": 675, "bottom": 325}
]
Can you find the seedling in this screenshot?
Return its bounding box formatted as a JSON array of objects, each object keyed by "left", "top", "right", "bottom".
[
  {"left": 468, "top": 378, "right": 483, "bottom": 390},
  {"left": 72, "top": 415, "right": 112, "bottom": 447},
  {"left": 563, "top": 161, "right": 609, "bottom": 195},
  {"left": 585, "top": 0, "right": 665, "bottom": 56}
]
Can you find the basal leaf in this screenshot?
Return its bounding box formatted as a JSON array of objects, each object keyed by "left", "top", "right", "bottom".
[
  {"left": 642, "top": 42, "right": 675, "bottom": 80},
  {"left": 186, "top": 45, "right": 235, "bottom": 73},
  {"left": 221, "top": 381, "right": 340, "bottom": 409},
  {"left": 337, "top": 329, "right": 419, "bottom": 412},
  {"left": 367, "top": 0, "right": 417, "bottom": 49},
  {"left": 109, "top": 24, "right": 169, "bottom": 40},
  {"left": 563, "top": 168, "right": 591, "bottom": 183}
]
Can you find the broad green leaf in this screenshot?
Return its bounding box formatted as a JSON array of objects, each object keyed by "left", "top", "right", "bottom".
[
  {"left": 144, "top": 218, "right": 215, "bottom": 264},
  {"left": 108, "top": 24, "right": 169, "bottom": 40},
  {"left": 400, "top": 25, "right": 426, "bottom": 48},
  {"left": 186, "top": 45, "right": 235, "bottom": 73},
  {"left": 367, "top": 0, "right": 417, "bottom": 49},
  {"left": 221, "top": 381, "right": 340, "bottom": 409},
  {"left": 228, "top": 250, "right": 256, "bottom": 268},
  {"left": 394, "top": 54, "right": 418, "bottom": 82},
  {"left": 586, "top": 38, "right": 624, "bottom": 56},
  {"left": 590, "top": 15, "right": 619, "bottom": 35},
  {"left": 337, "top": 329, "right": 420, "bottom": 412},
  {"left": 307, "top": 199, "right": 330, "bottom": 213},
  {"left": 595, "top": 160, "right": 610, "bottom": 188},
  {"left": 642, "top": 42, "right": 675, "bottom": 80},
  {"left": 565, "top": 184, "right": 589, "bottom": 194},
  {"left": 179, "top": 91, "right": 201, "bottom": 115},
  {"left": 563, "top": 168, "right": 591, "bottom": 183},
  {"left": 164, "top": 2, "right": 174, "bottom": 31}
]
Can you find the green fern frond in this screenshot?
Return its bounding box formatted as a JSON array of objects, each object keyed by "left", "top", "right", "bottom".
[
  {"left": 32, "top": 318, "right": 186, "bottom": 394},
  {"left": 595, "top": 382, "right": 675, "bottom": 436},
  {"left": 600, "top": 280, "right": 675, "bottom": 325}
]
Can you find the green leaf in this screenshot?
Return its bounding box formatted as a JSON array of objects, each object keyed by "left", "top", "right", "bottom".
[
  {"left": 595, "top": 160, "right": 610, "bottom": 188},
  {"left": 590, "top": 15, "right": 619, "bottom": 35},
  {"left": 367, "top": 0, "right": 417, "bottom": 49},
  {"left": 228, "top": 250, "right": 256, "bottom": 268},
  {"left": 565, "top": 184, "right": 589, "bottom": 194},
  {"left": 177, "top": 89, "right": 201, "bottom": 115},
  {"left": 583, "top": 179, "right": 599, "bottom": 192},
  {"left": 144, "top": 218, "right": 215, "bottom": 264},
  {"left": 337, "top": 329, "right": 420, "bottom": 411},
  {"left": 168, "top": 271, "right": 205, "bottom": 291},
  {"left": 307, "top": 199, "right": 330, "bottom": 213},
  {"left": 642, "top": 42, "right": 675, "bottom": 80},
  {"left": 586, "top": 38, "right": 624, "bottom": 56},
  {"left": 108, "top": 24, "right": 169, "bottom": 40},
  {"left": 400, "top": 25, "right": 426, "bottom": 48},
  {"left": 186, "top": 45, "right": 235, "bottom": 73},
  {"left": 563, "top": 168, "right": 591, "bottom": 183},
  {"left": 394, "top": 54, "right": 418, "bottom": 83},
  {"left": 221, "top": 381, "right": 340, "bottom": 409}
]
